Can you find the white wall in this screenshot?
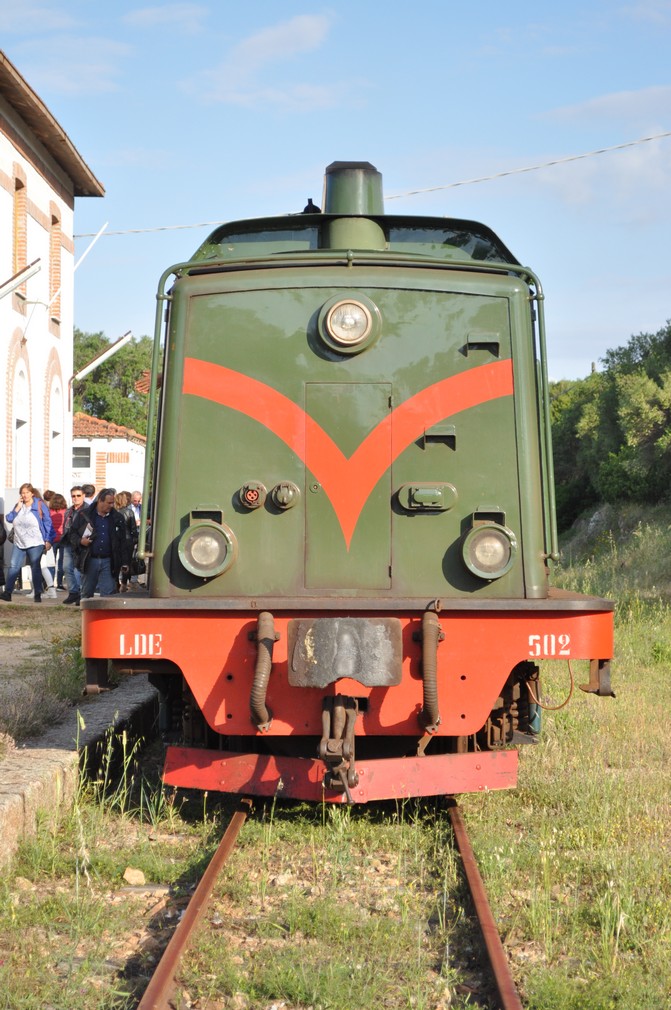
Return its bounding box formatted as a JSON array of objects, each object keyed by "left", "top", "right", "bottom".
[
  {"left": 72, "top": 435, "right": 145, "bottom": 494},
  {"left": 0, "top": 119, "right": 75, "bottom": 498}
]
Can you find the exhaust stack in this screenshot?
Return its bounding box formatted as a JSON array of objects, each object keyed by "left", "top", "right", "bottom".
[{"left": 321, "top": 161, "right": 386, "bottom": 250}]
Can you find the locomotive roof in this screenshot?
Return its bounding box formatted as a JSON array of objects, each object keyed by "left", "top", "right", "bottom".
[{"left": 191, "top": 214, "right": 520, "bottom": 266}]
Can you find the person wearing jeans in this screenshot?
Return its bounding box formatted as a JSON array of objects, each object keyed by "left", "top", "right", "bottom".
[
  {"left": 70, "top": 489, "right": 132, "bottom": 600},
  {"left": 80, "top": 554, "right": 117, "bottom": 597},
  {"left": 1, "top": 484, "right": 56, "bottom": 603},
  {"left": 61, "top": 486, "right": 86, "bottom": 604}
]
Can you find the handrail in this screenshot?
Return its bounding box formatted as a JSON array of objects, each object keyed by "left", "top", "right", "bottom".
[
  {"left": 523, "top": 268, "right": 559, "bottom": 562},
  {"left": 138, "top": 261, "right": 193, "bottom": 560}
]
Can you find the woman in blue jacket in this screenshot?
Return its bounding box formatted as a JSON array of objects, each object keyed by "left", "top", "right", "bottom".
[{"left": 1, "top": 483, "right": 56, "bottom": 603}]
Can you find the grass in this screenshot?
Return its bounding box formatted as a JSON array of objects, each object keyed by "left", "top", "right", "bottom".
[
  {"left": 0, "top": 614, "right": 84, "bottom": 741},
  {"left": 461, "top": 506, "right": 671, "bottom": 1009},
  {"left": 179, "top": 802, "right": 466, "bottom": 1010},
  {"left": 0, "top": 730, "right": 223, "bottom": 1010},
  {"left": 0, "top": 632, "right": 84, "bottom": 740},
  {"left": 0, "top": 504, "right": 670, "bottom": 1008}
]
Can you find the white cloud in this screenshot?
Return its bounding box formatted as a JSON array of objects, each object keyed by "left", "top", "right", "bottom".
[
  {"left": 535, "top": 86, "right": 671, "bottom": 214},
  {"left": 187, "top": 14, "right": 338, "bottom": 110},
  {"left": 227, "top": 14, "right": 333, "bottom": 77},
  {"left": 618, "top": 0, "right": 671, "bottom": 24},
  {"left": 15, "top": 37, "right": 133, "bottom": 95},
  {"left": 476, "top": 21, "right": 593, "bottom": 61},
  {"left": 203, "top": 82, "right": 342, "bottom": 113},
  {"left": 122, "top": 4, "right": 207, "bottom": 33},
  {"left": 0, "top": 2, "right": 78, "bottom": 33},
  {"left": 531, "top": 134, "right": 671, "bottom": 225},
  {"left": 548, "top": 85, "right": 671, "bottom": 128}
]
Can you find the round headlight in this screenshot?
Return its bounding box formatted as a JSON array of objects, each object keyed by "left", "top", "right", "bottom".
[
  {"left": 462, "top": 524, "right": 516, "bottom": 580},
  {"left": 326, "top": 300, "right": 372, "bottom": 346},
  {"left": 178, "top": 521, "right": 238, "bottom": 578},
  {"left": 318, "top": 293, "right": 381, "bottom": 354}
]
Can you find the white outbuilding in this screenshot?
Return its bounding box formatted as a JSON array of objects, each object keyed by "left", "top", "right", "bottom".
[
  {"left": 72, "top": 412, "right": 146, "bottom": 495},
  {"left": 0, "top": 49, "right": 103, "bottom": 515}
]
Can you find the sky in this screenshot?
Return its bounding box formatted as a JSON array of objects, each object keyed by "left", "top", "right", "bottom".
[{"left": 3, "top": 0, "right": 671, "bottom": 380}]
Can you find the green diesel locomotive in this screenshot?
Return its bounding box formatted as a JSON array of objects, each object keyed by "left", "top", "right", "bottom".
[{"left": 82, "top": 161, "right": 613, "bottom": 803}]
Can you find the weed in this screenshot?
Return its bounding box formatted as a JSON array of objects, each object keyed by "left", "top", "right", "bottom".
[
  {"left": 2, "top": 507, "right": 671, "bottom": 1007},
  {"left": 596, "top": 873, "right": 627, "bottom": 972},
  {"left": 0, "top": 631, "right": 85, "bottom": 741}
]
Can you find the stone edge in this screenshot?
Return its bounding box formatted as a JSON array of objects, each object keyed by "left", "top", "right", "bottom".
[{"left": 0, "top": 676, "right": 159, "bottom": 869}]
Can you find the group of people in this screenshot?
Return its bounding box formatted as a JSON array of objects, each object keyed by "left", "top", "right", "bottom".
[{"left": 0, "top": 484, "right": 144, "bottom": 604}]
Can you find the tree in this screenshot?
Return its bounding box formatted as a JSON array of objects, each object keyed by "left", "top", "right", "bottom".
[
  {"left": 602, "top": 319, "right": 671, "bottom": 381},
  {"left": 598, "top": 323, "right": 671, "bottom": 500},
  {"left": 73, "top": 329, "right": 153, "bottom": 433},
  {"left": 550, "top": 319, "right": 671, "bottom": 526},
  {"left": 549, "top": 373, "right": 615, "bottom": 529}
]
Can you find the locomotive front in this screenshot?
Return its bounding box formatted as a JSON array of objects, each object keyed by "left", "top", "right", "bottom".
[{"left": 81, "top": 161, "right": 614, "bottom": 803}]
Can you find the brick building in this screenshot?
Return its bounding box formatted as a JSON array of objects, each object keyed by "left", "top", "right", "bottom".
[
  {"left": 0, "top": 50, "right": 103, "bottom": 507},
  {"left": 72, "top": 412, "right": 146, "bottom": 494}
]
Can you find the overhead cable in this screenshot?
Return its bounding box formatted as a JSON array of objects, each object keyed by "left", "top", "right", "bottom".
[
  {"left": 386, "top": 130, "right": 671, "bottom": 199},
  {"left": 74, "top": 130, "right": 671, "bottom": 239}
]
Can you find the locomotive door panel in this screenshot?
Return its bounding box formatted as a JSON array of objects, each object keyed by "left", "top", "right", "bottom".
[
  {"left": 385, "top": 291, "right": 523, "bottom": 598},
  {"left": 305, "top": 382, "right": 391, "bottom": 590}
]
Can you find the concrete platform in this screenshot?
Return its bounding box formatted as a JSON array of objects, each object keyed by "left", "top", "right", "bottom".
[{"left": 0, "top": 675, "right": 158, "bottom": 868}]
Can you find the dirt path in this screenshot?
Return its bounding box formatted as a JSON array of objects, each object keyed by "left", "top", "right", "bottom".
[{"left": 0, "top": 593, "right": 81, "bottom": 684}]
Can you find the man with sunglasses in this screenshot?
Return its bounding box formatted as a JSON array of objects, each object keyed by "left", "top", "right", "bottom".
[
  {"left": 61, "top": 486, "right": 85, "bottom": 605},
  {"left": 71, "top": 488, "right": 131, "bottom": 600}
]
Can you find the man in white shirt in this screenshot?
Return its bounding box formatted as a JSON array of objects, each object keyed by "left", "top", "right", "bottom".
[{"left": 131, "top": 491, "right": 142, "bottom": 527}]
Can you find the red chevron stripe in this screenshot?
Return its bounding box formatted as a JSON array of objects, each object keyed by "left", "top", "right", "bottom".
[{"left": 182, "top": 357, "right": 514, "bottom": 547}]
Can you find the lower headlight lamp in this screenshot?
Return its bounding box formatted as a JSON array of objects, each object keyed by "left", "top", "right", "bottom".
[
  {"left": 178, "top": 521, "right": 238, "bottom": 578},
  {"left": 462, "top": 524, "right": 516, "bottom": 580}
]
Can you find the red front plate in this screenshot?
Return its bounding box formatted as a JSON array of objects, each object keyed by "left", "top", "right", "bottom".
[{"left": 163, "top": 747, "right": 519, "bottom": 803}]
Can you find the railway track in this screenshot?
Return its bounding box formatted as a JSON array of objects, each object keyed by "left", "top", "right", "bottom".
[
  {"left": 447, "top": 801, "right": 524, "bottom": 1010},
  {"left": 137, "top": 797, "right": 523, "bottom": 1010},
  {"left": 137, "top": 797, "right": 253, "bottom": 1010}
]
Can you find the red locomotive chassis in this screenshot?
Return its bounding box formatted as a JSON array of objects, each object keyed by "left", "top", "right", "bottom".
[{"left": 82, "top": 591, "right": 613, "bottom": 803}]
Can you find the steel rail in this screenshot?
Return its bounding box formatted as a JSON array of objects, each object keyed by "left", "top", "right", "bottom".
[
  {"left": 137, "top": 797, "right": 252, "bottom": 1010},
  {"left": 448, "top": 800, "right": 524, "bottom": 1010}
]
